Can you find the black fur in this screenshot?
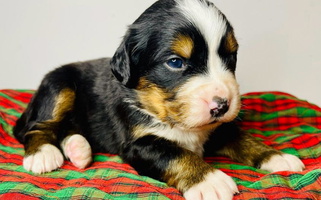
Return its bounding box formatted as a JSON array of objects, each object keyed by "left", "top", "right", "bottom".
[{"left": 122, "top": 135, "right": 183, "bottom": 181}]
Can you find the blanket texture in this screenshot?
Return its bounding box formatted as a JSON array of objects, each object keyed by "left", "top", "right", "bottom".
[{"left": 0, "top": 90, "right": 320, "bottom": 200}]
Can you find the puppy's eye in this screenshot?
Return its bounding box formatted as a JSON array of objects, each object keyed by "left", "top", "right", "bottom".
[{"left": 166, "top": 58, "right": 185, "bottom": 69}]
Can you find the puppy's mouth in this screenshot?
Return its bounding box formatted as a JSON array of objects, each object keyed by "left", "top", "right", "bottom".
[
  {"left": 174, "top": 115, "right": 223, "bottom": 132},
  {"left": 172, "top": 96, "right": 240, "bottom": 131},
  {"left": 178, "top": 120, "right": 222, "bottom": 132}
]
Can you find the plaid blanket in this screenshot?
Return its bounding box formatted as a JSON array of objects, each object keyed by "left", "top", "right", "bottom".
[{"left": 0, "top": 90, "right": 320, "bottom": 200}]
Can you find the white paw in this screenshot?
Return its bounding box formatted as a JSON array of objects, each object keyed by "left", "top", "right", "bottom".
[
  {"left": 61, "top": 134, "right": 92, "bottom": 169},
  {"left": 184, "top": 170, "right": 239, "bottom": 200},
  {"left": 23, "top": 144, "right": 64, "bottom": 174},
  {"left": 260, "top": 153, "right": 305, "bottom": 172}
]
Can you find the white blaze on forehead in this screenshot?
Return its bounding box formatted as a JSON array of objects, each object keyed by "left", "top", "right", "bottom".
[
  {"left": 175, "top": 0, "right": 232, "bottom": 81},
  {"left": 175, "top": 0, "right": 227, "bottom": 53}
]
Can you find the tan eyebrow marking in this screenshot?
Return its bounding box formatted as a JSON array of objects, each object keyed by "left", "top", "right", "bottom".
[
  {"left": 226, "top": 31, "right": 238, "bottom": 53},
  {"left": 171, "top": 34, "right": 194, "bottom": 59}
]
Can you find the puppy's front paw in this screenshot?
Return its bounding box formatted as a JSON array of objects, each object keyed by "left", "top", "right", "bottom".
[
  {"left": 260, "top": 153, "right": 305, "bottom": 172},
  {"left": 62, "top": 134, "right": 92, "bottom": 169},
  {"left": 23, "top": 144, "right": 64, "bottom": 174},
  {"left": 184, "top": 170, "right": 239, "bottom": 200}
]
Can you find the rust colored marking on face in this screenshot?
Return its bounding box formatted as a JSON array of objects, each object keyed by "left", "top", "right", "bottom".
[
  {"left": 136, "top": 77, "right": 171, "bottom": 121},
  {"left": 171, "top": 34, "right": 194, "bottom": 59},
  {"left": 226, "top": 31, "right": 238, "bottom": 53}
]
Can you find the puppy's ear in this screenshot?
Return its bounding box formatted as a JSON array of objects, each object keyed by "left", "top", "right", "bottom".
[
  {"left": 111, "top": 34, "right": 142, "bottom": 88},
  {"left": 111, "top": 40, "right": 132, "bottom": 86}
]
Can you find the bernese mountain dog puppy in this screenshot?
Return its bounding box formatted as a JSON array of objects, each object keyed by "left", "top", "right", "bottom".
[{"left": 14, "top": 0, "right": 305, "bottom": 199}]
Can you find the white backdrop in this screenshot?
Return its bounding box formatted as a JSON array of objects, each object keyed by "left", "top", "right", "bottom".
[{"left": 0, "top": 0, "right": 320, "bottom": 106}]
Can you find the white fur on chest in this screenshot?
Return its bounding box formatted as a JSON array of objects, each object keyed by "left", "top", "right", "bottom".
[{"left": 146, "top": 123, "right": 211, "bottom": 157}]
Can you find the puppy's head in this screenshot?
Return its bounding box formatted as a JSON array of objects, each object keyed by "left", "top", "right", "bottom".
[{"left": 111, "top": 0, "right": 240, "bottom": 131}]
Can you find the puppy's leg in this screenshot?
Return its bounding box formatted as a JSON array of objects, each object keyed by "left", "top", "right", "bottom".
[
  {"left": 15, "top": 86, "right": 76, "bottom": 174},
  {"left": 207, "top": 122, "right": 305, "bottom": 172},
  {"left": 122, "top": 135, "right": 239, "bottom": 200},
  {"left": 61, "top": 133, "right": 92, "bottom": 169}
]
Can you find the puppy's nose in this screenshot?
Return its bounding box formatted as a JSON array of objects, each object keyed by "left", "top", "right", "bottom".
[{"left": 209, "top": 97, "right": 229, "bottom": 117}]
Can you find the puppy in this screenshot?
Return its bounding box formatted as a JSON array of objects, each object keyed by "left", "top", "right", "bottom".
[{"left": 14, "top": 0, "right": 305, "bottom": 199}]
